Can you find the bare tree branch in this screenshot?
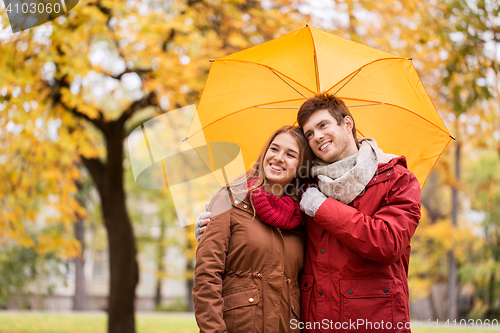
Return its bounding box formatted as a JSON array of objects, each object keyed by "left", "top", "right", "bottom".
[
  {"left": 95, "top": 0, "right": 112, "bottom": 26},
  {"left": 123, "top": 118, "right": 150, "bottom": 140},
  {"left": 118, "top": 91, "right": 157, "bottom": 127},
  {"left": 80, "top": 155, "right": 106, "bottom": 195},
  {"left": 109, "top": 68, "right": 153, "bottom": 81},
  {"left": 52, "top": 75, "right": 106, "bottom": 132}
]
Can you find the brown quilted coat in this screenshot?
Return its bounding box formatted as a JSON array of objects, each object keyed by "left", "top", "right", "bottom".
[{"left": 193, "top": 187, "right": 305, "bottom": 332}]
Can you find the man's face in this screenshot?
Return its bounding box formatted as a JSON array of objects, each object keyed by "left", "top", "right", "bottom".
[{"left": 302, "top": 109, "right": 358, "bottom": 163}]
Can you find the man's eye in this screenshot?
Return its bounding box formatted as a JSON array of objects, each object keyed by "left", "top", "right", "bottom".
[{"left": 320, "top": 123, "right": 327, "bottom": 128}]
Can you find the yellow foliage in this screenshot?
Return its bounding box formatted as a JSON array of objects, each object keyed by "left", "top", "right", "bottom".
[
  {"left": 38, "top": 231, "right": 82, "bottom": 259},
  {"left": 60, "top": 87, "right": 78, "bottom": 109},
  {"left": 77, "top": 104, "right": 100, "bottom": 120}
]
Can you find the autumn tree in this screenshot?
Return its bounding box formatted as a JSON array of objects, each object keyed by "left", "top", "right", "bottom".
[{"left": 1, "top": 0, "right": 308, "bottom": 332}]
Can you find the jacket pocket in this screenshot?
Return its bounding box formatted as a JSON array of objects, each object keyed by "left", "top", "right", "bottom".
[
  {"left": 340, "top": 278, "right": 394, "bottom": 333},
  {"left": 223, "top": 287, "right": 260, "bottom": 333},
  {"left": 299, "top": 274, "right": 314, "bottom": 324}
]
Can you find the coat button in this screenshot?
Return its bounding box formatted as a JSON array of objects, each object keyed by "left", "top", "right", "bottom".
[
  {"left": 243, "top": 205, "right": 248, "bottom": 208},
  {"left": 373, "top": 178, "right": 377, "bottom": 182},
  {"left": 319, "top": 290, "right": 323, "bottom": 295},
  {"left": 348, "top": 290, "right": 353, "bottom": 295},
  {"left": 384, "top": 288, "right": 389, "bottom": 293},
  {"left": 257, "top": 273, "right": 262, "bottom": 277},
  {"left": 304, "top": 282, "right": 308, "bottom": 287},
  {"left": 234, "top": 200, "right": 239, "bottom": 204},
  {"left": 249, "top": 298, "right": 254, "bottom": 302},
  {"left": 386, "top": 173, "right": 391, "bottom": 176},
  {"left": 320, "top": 249, "right": 325, "bottom": 254}
]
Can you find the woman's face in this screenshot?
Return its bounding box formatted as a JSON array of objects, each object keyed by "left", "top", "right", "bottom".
[{"left": 263, "top": 132, "right": 301, "bottom": 194}]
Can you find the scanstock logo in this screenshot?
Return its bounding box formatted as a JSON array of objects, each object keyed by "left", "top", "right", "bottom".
[{"left": 4, "top": 0, "right": 79, "bottom": 32}]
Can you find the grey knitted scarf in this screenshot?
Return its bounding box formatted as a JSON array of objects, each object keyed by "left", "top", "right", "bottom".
[{"left": 311, "top": 138, "right": 398, "bottom": 204}]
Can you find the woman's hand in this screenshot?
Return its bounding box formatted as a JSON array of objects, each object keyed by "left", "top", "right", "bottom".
[{"left": 195, "top": 202, "right": 211, "bottom": 242}]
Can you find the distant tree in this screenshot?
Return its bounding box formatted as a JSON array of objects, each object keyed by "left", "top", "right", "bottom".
[{"left": 0, "top": 243, "right": 64, "bottom": 308}]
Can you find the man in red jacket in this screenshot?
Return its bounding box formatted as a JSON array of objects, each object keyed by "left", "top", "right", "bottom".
[{"left": 297, "top": 93, "right": 421, "bottom": 332}]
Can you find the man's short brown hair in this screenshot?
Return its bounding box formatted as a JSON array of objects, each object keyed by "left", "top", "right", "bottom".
[{"left": 297, "top": 93, "right": 358, "bottom": 144}]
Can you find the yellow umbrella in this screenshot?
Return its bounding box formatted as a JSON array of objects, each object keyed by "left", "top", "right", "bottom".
[{"left": 187, "top": 26, "right": 453, "bottom": 188}]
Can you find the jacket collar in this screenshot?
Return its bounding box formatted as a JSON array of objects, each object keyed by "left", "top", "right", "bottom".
[
  {"left": 226, "top": 184, "right": 253, "bottom": 214},
  {"left": 366, "top": 156, "right": 407, "bottom": 188}
]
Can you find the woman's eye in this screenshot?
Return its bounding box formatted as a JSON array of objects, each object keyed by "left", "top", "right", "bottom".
[
  {"left": 270, "top": 147, "right": 278, "bottom": 152},
  {"left": 287, "top": 154, "right": 297, "bottom": 158}
]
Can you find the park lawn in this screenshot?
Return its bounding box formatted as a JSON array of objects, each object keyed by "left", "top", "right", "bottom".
[
  {"left": 0, "top": 313, "right": 499, "bottom": 333},
  {"left": 0, "top": 312, "right": 198, "bottom": 333}
]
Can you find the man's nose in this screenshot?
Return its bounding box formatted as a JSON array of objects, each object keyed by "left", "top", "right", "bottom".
[{"left": 314, "top": 131, "right": 324, "bottom": 142}]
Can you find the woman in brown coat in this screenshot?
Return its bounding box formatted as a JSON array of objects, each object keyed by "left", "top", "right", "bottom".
[{"left": 193, "top": 126, "right": 313, "bottom": 333}]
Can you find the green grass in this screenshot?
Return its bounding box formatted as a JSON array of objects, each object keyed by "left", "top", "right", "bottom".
[
  {"left": 404, "top": 320, "right": 500, "bottom": 332},
  {"left": 0, "top": 313, "right": 499, "bottom": 333},
  {"left": 0, "top": 312, "right": 198, "bottom": 333}
]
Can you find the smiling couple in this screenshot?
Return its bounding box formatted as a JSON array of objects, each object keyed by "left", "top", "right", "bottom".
[{"left": 192, "top": 93, "right": 421, "bottom": 333}]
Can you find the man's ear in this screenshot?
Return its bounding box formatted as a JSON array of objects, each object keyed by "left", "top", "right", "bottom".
[{"left": 343, "top": 116, "right": 354, "bottom": 133}]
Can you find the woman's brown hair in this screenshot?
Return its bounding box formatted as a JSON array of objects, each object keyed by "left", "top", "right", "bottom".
[{"left": 231, "top": 125, "right": 313, "bottom": 202}]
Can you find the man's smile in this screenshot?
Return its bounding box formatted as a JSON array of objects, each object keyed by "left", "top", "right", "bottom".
[{"left": 318, "top": 141, "right": 332, "bottom": 151}]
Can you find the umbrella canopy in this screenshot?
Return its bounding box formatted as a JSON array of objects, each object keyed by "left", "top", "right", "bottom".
[{"left": 187, "top": 26, "right": 453, "bottom": 188}]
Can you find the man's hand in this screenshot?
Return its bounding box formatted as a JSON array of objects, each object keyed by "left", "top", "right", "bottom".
[
  {"left": 195, "top": 202, "right": 211, "bottom": 242},
  {"left": 300, "top": 187, "right": 327, "bottom": 218}
]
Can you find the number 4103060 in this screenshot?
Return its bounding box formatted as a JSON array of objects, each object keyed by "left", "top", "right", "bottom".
[
  {"left": 5, "top": 1, "right": 64, "bottom": 15},
  {"left": 443, "top": 318, "right": 499, "bottom": 329}
]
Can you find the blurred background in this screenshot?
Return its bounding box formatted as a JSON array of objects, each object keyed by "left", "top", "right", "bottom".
[{"left": 0, "top": 0, "right": 499, "bottom": 332}]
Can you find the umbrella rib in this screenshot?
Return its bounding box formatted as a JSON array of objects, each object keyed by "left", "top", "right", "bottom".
[
  {"left": 419, "top": 136, "right": 453, "bottom": 188},
  {"left": 258, "top": 106, "right": 299, "bottom": 109},
  {"left": 332, "top": 68, "right": 362, "bottom": 96},
  {"left": 257, "top": 103, "right": 386, "bottom": 108},
  {"left": 272, "top": 71, "right": 308, "bottom": 100},
  {"left": 212, "top": 59, "right": 316, "bottom": 95},
  {"left": 347, "top": 103, "right": 385, "bottom": 107},
  {"left": 356, "top": 128, "right": 366, "bottom": 138},
  {"left": 184, "top": 98, "right": 306, "bottom": 141},
  {"left": 325, "top": 57, "right": 408, "bottom": 94},
  {"left": 340, "top": 97, "right": 452, "bottom": 138},
  {"left": 307, "top": 25, "right": 320, "bottom": 93}
]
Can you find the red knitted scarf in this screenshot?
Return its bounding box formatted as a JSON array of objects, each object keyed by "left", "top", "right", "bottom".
[{"left": 249, "top": 185, "right": 303, "bottom": 230}]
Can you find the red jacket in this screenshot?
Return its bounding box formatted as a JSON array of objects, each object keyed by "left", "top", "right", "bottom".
[{"left": 300, "top": 156, "right": 421, "bottom": 333}]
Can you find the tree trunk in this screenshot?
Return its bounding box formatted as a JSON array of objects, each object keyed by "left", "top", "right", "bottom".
[
  {"left": 448, "top": 142, "right": 460, "bottom": 320},
  {"left": 447, "top": 252, "right": 458, "bottom": 319},
  {"left": 83, "top": 121, "right": 139, "bottom": 333},
  {"left": 104, "top": 123, "right": 139, "bottom": 333},
  {"left": 185, "top": 227, "right": 195, "bottom": 312},
  {"left": 486, "top": 272, "right": 496, "bottom": 318},
  {"left": 154, "top": 220, "right": 166, "bottom": 308},
  {"left": 73, "top": 215, "right": 87, "bottom": 310},
  {"left": 103, "top": 195, "right": 138, "bottom": 333},
  {"left": 73, "top": 177, "right": 87, "bottom": 311},
  {"left": 186, "top": 277, "right": 194, "bottom": 312}
]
